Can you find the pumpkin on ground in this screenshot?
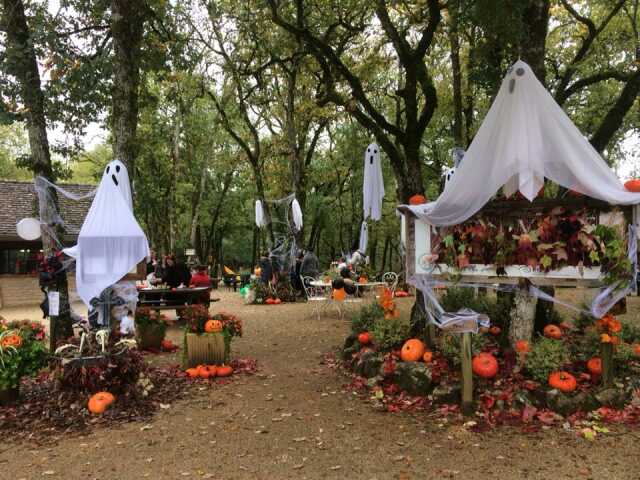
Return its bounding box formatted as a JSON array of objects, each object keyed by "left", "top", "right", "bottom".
[
  {"left": 515, "top": 340, "right": 530, "bottom": 353},
  {"left": 204, "top": 320, "right": 223, "bottom": 333},
  {"left": 408, "top": 194, "right": 427, "bottom": 205},
  {"left": 400, "top": 339, "right": 425, "bottom": 362},
  {"left": 633, "top": 344, "right": 640, "bottom": 357},
  {"left": 206, "top": 365, "right": 218, "bottom": 377},
  {"left": 472, "top": 353, "right": 499, "bottom": 378},
  {"left": 88, "top": 392, "right": 116, "bottom": 415},
  {"left": 216, "top": 365, "right": 233, "bottom": 377},
  {"left": 624, "top": 179, "right": 640, "bottom": 192},
  {"left": 586, "top": 357, "right": 602, "bottom": 376},
  {"left": 422, "top": 351, "right": 433, "bottom": 363},
  {"left": 186, "top": 368, "right": 199, "bottom": 378},
  {"left": 274, "top": 298, "right": 282, "bottom": 304},
  {"left": 543, "top": 324, "right": 563, "bottom": 340},
  {"left": 265, "top": 298, "right": 275, "bottom": 305},
  {"left": 358, "top": 332, "right": 371, "bottom": 345},
  {"left": 548, "top": 371, "right": 577, "bottom": 393},
  {"left": 197, "top": 365, "right": 211, "bottom": 379}
]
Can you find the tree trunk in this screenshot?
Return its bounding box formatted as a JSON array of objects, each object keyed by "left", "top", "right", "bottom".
[
  {"left": 110, "top": 0, "right": 146, "bottom": 177},
  {"left": 508, "top": 287, "right": 537, "bottom": 349},
  {"left": 520, "top": 0, "right": 551, "bottom": 84},
  {"left": 2, "top": 0, "right": 73, "bottom": 347},
  {"left": 190, "top": 163, "right": 207, "bottom": 248},
  {"left": 448, "top": 0, "right": 464, "bottom": 146}
]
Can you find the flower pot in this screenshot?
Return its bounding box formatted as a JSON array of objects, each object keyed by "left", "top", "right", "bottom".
[
  {"left": 185, "top": 332, "right": 228, "bottom": 368},
  {"left": 136, "top": 323, "right": 166, "bottom": 350},
  {"left": 0, "top": 385, "right": 20, "bottom": 406}
]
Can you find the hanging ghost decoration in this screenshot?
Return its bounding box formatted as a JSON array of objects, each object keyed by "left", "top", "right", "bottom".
[
  {"left": 362, "top": 143, "right": 385, "bottom": 221},
  {"left": 443, "top": 148, "right": 465, "bottom": 191},
  {"left": 255, "top": 200, "right": 267, "bottom": 228},
  {"left": 358, "top": 221, "right": 368, "bottom": 254},
  {"left": 63, "top": 160, "right": 149, "bottom": 307},
  {"left": 291, "top": 198, "right": 303, "bottom": 232}
]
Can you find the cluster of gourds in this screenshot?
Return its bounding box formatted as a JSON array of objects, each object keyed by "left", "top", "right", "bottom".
[
  {"left": 185, "top": 364, "right": 233, "bottom": 379},
  {"left": 264, "top": 298, "right": 283, "bottom": 305},
  {"left": 399, "top": 338, "right": 433, "bottom": 363}
]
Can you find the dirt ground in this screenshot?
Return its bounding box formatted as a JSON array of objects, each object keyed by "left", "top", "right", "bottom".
[{"left": 1, "top": 290, "right": 640, "bottom": 480}]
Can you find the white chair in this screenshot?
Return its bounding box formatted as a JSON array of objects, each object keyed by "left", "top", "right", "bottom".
[
  {"left": 382, "top": 272, "right": 399, "bottom": 296},
  {"left": 302, "top": 276, "right": 331, "bottom": 320}
]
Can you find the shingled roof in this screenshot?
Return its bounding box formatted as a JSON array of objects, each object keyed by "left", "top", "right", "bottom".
[{"left": 0, "top": 180, "right": 95, "bottom": 242}]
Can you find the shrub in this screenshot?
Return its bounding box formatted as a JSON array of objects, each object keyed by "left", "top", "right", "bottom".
[
  {"left": 0, "top": 321, "right": 48, "bottom": 390},
  {"left": 620, "top": 322, "right": 640, "bottom": 344},
  {"left": 351, "top": 302, "right": 384, "bottom": 334},
  {"left": 439, "top": 333, "right": 487, "bottom": 366},
  {"left": 439, "top": 287, "right": 514, "bottom": 330},
  {"left": 371, "top": 317, "right": 410, "bottom": 352},
  {"left": 524, "top": 337, "right": 568, "bottom": 384}
]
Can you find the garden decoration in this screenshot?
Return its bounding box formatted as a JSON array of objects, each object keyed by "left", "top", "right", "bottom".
[
  {"left": 89, "top": 286, "right": 126, "bottom": 329},
  {"left": 396, "top": 60, "right": 640, "bottom": 414},
  {"left": 359, "top": 142, "right": 385, "bottom": 255}
]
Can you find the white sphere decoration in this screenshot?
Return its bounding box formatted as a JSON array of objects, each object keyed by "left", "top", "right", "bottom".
[{"left": 16, "top": 217, "right": 41, "bottom": 240}]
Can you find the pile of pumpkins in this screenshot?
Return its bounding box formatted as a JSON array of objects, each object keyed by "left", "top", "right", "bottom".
[
  {"left": 185, "top": 364, "right": 233, "bottom": 379},
  {"left": 264, "top": 297, "right": 283, "bottom": 305}
]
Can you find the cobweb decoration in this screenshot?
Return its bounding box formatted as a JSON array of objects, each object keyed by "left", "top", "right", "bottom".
[{"left": 257, "top": 194, "right": 301, "bottom": 274}]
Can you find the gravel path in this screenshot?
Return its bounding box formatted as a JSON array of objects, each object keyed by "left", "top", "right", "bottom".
[{"left": 2, "top": 290, "right": 639, "bottom": 479}]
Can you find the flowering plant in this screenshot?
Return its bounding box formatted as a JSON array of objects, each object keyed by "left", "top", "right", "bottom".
[
  {"left": 0, "top": 320, "right": 48, "bottom": 391},
  {"left": 134, "top": 307, "right": 168, "bottom": 328},
  {"left": 378, "top": 287, "right": 399, "bottom": 320},
  {"left": 596, "top": 314, "right": 622, "bottom": 344}
]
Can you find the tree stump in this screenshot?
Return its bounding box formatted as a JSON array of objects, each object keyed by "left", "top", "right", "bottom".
[{"left": 508, "top": 287, "right": 537, "bottom": 349}]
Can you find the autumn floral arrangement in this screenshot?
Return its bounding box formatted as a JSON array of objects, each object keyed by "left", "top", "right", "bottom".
[
  {"left": 0, "top": 319, "right": 47, "bottom": 394},
  {"left": 432, "top": 206, "right": 632, "bottom": 286}
]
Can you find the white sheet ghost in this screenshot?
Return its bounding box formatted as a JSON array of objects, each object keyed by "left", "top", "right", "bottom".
[
  {"left": 63, "top": 160, "right": 149, "bottom": 307},
  {"left": 362, "top": 143, "right": 385, "bottom": 221}
]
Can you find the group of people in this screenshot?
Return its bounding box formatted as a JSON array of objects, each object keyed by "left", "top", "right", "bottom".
[{"left": 145, "top": 250, "right": 212, "bottom": 289}]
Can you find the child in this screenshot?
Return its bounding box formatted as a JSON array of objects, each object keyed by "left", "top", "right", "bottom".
[{"left": 120, "top": 309, "right": 136, "bottom": 336}]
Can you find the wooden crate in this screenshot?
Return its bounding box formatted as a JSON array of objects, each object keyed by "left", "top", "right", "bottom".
[{"left": 185, "top": 332, "right": 227, "bottom": 367}]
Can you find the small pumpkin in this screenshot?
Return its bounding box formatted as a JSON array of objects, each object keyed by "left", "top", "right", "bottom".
[
  {"left": 489, "top": 326, "right": 501, "bottom": 336},
  {"left": 161, "top": 339, "right": 175, "bottom": 350},
  {"left": 472, "top": 353, "right": 499, "bottom": 379},
  {"left": 586, "top": 357, "right": 602, "bottom": 376},
  {"left": 88, "top": 392, "right": 115, "bottom": 415},
  {"left": 265, "top": 298, "right": 276, "bottom": 305},
  {"left": 623, "top": 179, "right": 640, "bottom": 192},
  {"left": 274, "top": 298, "right": 282, "bottom": 304},
  {"left": 400, "top": 339, "right": 425, "bottom": 362},
  {"left": 633, "top": 344, "right": 640, "bottom": 357},
  {"left": 408, "top": 194, "right": 427, "bottom": 205},
  {"left": 204, "top": 320, "right": 223, "bottom": 333},
  {"left": 206, "top": 365, "right": 218, "bottom": 377},
  {"left": 543, "top": 324, "right": 562, "bottom": 340},
  {"left": 216, "top": 365, "right": 233, "bottom": 377},
  {"left": 515, "top": 340, "right": 530, "bottom": 353},
  {"left": 197, "top": 365, "right": 211, "bottom": 379},
  {"left": 422, "top": 351, "right": 433, "bottom": 363},
  {"left": 358, "top": 332, "right": 371, "bottom": 345},
  {"left": 548, "top": 371, "right": 577, "bottom": 393},
  {"left": 185, "top": 368, "right": 199, "bottom": 378}
]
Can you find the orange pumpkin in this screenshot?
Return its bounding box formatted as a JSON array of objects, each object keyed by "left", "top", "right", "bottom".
[
  {"left": 197, "top": 365, "right": 211, "bottom": 379},
  {"left": 358, "top": 332, "right": 371, "bottom": 345},
  {"left": 333, "top": 288, "right": 346, "bottom": 301},
  {"left": 624, "top": 179, "right": 640, "bottom": 192},
  {"left": 88, "top": 392, "right": 115, "bottom": 415},
  {"left": 358, "top": 276, "right": 368, "bottom": 284},
  {"left": 472, "top": 353, "right": 499, "bottom": 378},
  {"left": 408, "top": 194, "right": 427, "bottom": 205},
  {"left": 1, "top": 334, "right": 22, "bottom": 349},
  {"left": 161, "top": 339, "right": 175, "bottom": 350},
  {"left": 548, "top": 371, "right": 577, "bottom": 393},
  {"left": 274, "top": 298, "right": 282, "bottom": 304},
  {"left": 489, "top": 326, "right": 501, "bottom": 336},
  {"left": 422, "top": 351, "right": 433, "bottom": 363},
  {"left": 204, "top": 320, "right": 223, "bottom": 333},
  {"left": 206, "top": 365, "right": 218, "bottom": 377},
  {"left": 633, "top": 344, "right": 640, "bottom": 357},
  {"left": 400, "top": 339, "right": 425, "bottom": 362},
  {"left": 265, "top": 298, "right": 275, "bottom": 305},
  {"left": 586, "top": 357, "right": 602, "bottom": 376},
  {"left": 216, "top": 365, "right": 233, "bottom": 377},
  {"left": 186, "top": 368, "right": 199, "bottom": 378},
  {"left": 515, "top": 340, "right": 530, "bottom": 353},
  {"left": 543, "top": 324, "right": 562, "bottom": 340}
]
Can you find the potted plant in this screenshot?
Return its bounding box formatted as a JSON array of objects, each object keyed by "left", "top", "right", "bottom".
[
  {"left": 0, "top": 320, "right": 47, "bottom": 405},
  {"left": 134, "top": 308, "right": 167, "bottom": 350},
  {"left": 182, "top": 305, "right": 242, "bottom": 367}
]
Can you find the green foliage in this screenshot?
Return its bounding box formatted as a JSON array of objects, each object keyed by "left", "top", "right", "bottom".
[
  {"left": 524, "top": 337, "right": 568, "bottom": 384},
  {"left": 439, "top": 288, "right": 512, "bottom": 328},
  {"left": 371, "top": 317, "right": 410, "bottom": 352},
  {"left": 620, "top": 322, "right": 640, "bottom": 344},
  {"left": 0, "top": 321, "right": 48, "bottom": 390},
  {"left": 350, "top": 302, "right": 384, "bottom": 334},
  {"left": 439, "top": 333, "right": 487, "bottom": 367}
]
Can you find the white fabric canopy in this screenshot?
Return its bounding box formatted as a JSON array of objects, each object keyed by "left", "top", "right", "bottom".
[
  {"left": 64, "top": 160, "right": 149, "bottom": 307},
  {"left": 401, "top": 60, "right": 640, "bottom": 226},
  {"left": 363, "top": 143, "right": 385, "bottom": 221}
]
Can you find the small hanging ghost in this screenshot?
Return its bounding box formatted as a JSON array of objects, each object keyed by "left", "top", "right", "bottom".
[
  {"left": 362, "top": 143, "right": 385, "bottom": 221},
  {"left": 63, "top": 160, "right": 149, "bottom": 307},
  {"left": 443, "top": 148, "right": 465, "bottom": 191}
]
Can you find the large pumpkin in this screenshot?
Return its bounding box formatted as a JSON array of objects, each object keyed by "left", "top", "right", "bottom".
[
  {"left": 543, "top": 324, "right": 562, "bottom": 340},
  {"left": 548, "top": 371, "right": 577, "bottom": 393},
  {"left": 624, "top": 179, "right": 640, "bottom": 192},
  {"left": 408, "top": 194, "right": 427, "bottom": 205},
  {"left": 88, "top": 392, "right": 115, "bottom": 415},
  {"left": 472, "top": 353, "right": 499, "bottom": 378},
  {"left": 204, "top": 320, "right": 223, "bottom": 333},
  {"left": 400, "top": 339, "right": 425, "bottom": 362},
  {"left": 586, "top": 357, "right": 602, "bottom": 376}
]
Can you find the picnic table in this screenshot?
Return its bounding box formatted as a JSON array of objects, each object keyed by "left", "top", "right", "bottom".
[{"left": 137, "top": 287, "right": 219, "bottom": 318}]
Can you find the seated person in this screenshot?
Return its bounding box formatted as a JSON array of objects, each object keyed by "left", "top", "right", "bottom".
[
  {"left": 190, "top": 265, "right": 211, "bottom": 287},
  {"left": 338, "top": 267, "right": 357, "bottom": 295}
]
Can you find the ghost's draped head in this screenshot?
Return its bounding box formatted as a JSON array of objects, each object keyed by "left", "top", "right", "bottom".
[
  {"left": 102, "top": 159, "right": 133, "bottom": 210},
  {"left": 365, "top": 143, "right": 380, "bottom": 166}
]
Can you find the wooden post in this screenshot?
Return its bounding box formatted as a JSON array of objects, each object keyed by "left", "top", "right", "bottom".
[
  {"left": 461, "top": 332, "right": 474, "bottom": 415},
  {"left": 601, "top": 342, "right": 614, "bottom": 388}
]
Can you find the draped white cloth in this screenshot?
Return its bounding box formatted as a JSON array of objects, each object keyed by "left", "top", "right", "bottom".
[
  {"left": 291, "top": 198, "right": 303, "bottom": 231},
  {"left": 64, "top": 160, "right": 149, "bottom": 307},
  {"left": 363, "top": 143, "right": 385, "bottom": 221},
  {"left": 401, "top": 60, "right": 640, "bottom": 226},
  {"left": 358, "top": 221, "right": 368, "bottom": 253},
  {"left": 255, "top": 200, "right": 267, "bottom": 228}
]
